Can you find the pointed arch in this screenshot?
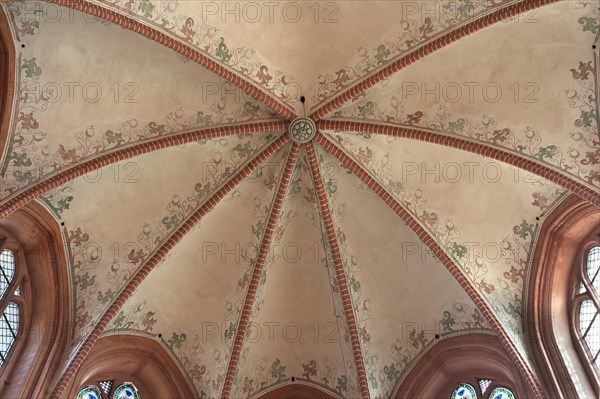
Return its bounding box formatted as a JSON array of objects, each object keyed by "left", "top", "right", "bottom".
[
  {"left": 526, "top": 194, "right": 599, "bottom": 398},
  {"left": 256, "top": 382, "right": 341, "bottom": 399},
  {"left": 67, "top": 335, "right": 194, "bottom": 398},
  {"left": 0, "top": 201, "right": 69, "bottom": 398},
  {"left": 396, "top": 333, "right": 529, "bottom": 398},
  {"left": 0, "top": 7, "right": 16, "bottom": 161}
]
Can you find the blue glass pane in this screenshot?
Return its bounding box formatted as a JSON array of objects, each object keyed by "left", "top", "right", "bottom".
[
  {"left": 76, "top": 385, "right": 102, "bottom": 399},
  {"left": 451, "top": 383, "right": 477, "bottom": 399},
  {"left": 488, "top": 386, "right": 516, "bottom": 399},
  {"left": 113, "top": 383, "right": 140, "bottom": 399}
]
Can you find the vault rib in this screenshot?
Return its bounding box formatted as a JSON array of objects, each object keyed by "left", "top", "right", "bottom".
[
  {"left": 319, "top": 119, "right": 600, "bottom": 208},
  {"left": 48, "top": 134, "right": 291, "bottom": 399},
  {"left": 314, "top": 132, "right": 546, "bottom": 398},
  {"left": 0, "top": 121, "right": 288, "bottom": 219},
  {"left": 310, "top": 0, "right": 558, "bottom": 121},
  {"left": 305, "top": 142, "right": 371, "bottom": 399},
  {"left": 221, "top": 143, "right": 300, "bottom": 399},
  {"left": 41, "top": 0, "right": 296, "bottom": 120}
]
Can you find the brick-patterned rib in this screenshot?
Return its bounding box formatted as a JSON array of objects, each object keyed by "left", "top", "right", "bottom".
[
  {"left": 43, "top": 0, "right": 296, "bottom": 120},
  {"left": 48, "top": 135, "right": 290, "bottom": 399},
  {"left": 310, "top": 0, "right": 558, "bottom": 121},
  {"left": 221, "top": 143, "right": 300, "bottom": 399},
  {"left": 305, "top": 142, "right": 371, "bottom": 399},
  {"left": 0, "top": 121, "right": 288, "bottom": 219},
  {"left": 314, "top": 133, "right": 546, "bottom": 398},
  {"left": 319, "top": 120, "right": 600, "bottom": 208}
]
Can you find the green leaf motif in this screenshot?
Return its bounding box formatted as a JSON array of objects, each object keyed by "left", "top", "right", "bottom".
[
  {"left": 513, "top": 220, "right": 534, "bottom": 240},
  {"left": 138, "top": 0, "right": 155, "bottom": 19},
  {"left": 335, "top": 375, "right": 349, "bottom": 393},
  {"left": 75, "top": 272, "right": 97, "bottom": 290},
  {"left": 374, "top": 44, "right": 391, "bottom": 65},
  {"left": 13, "top": 169, "right": 34, "bottom": 184},
  {"left": 21, "top": 58, "right": 42, "bottom": 78},
  {"left": 357, "top": 102, "right": 375, "bottom": 119},
  {"left": 447, "top": 118, "right": 466, "bottom": 135},
  {"left": 260, "top": 269, "right": 267, "bottom": 286},
  {"left": 578, "top": 16, "right": 599, "bottom": 34},
  {"left": 535, "top": 145, "right": 557, "bottom": 162},
  {"left": 112, "top": 310, "right": 126, "bottom": 329},
  {"left": 166, "top": 332, "right": 187, "bottom": 349},
  {"left": 196, "top": 111, "right": 214, "bottom": 126},
  {"left": 350, "top": 275, "right": 360, "bottom": 292},
  {"left": 97, "top": 289, "right": 115, "bottom": 305},
  {"left": 502, "top": 302, "right": 522, "bottom": 319},
  {"left": 105, "top": 130, "right": 126, "bottom": 146},
  {"left": 54, "top": 196, "right": 74, "bottom": 214},
  {"left": 440, "top": 310, "right": 456, "bottom": 333},
  {"left": 271, "top": 358, "right": 286, "bottom": 382},
  {"left": 368, "top": 371, "right": 378, "bottom": 389},
  {"left": 457, "top": 1, "right": 476, "bottom": 20},
  {"left": 450, "top": 242, "right": 467, "bottom": 259},
  {"left": 10, "top": 152, "right": 33, "bottom": 167},
  {"left": 233, "top": 142, "right": 253, "bottom": 159},
  {"left": 161, "top": 214, "right": 181, "bottom": 231},
  {"left": 224, "top": 322, "right": 237, "bottom": 340},
  {"left": 388, "top": 180, "right": 403, "bottom": 195},
  {"left": 216, "top": 37, "right": 233, "bottom": 64},
  {"left": 252, "top": 219, "right": 265, "bottom": 240},
  {"left": 575, "top": 109, "right": 595, "bottom": 128},
  {"left": 325, "top": 179, "right": 338, "bottom": 195},
  {"left": 383, "top": 364, "right": 401, "bottom": 382}
]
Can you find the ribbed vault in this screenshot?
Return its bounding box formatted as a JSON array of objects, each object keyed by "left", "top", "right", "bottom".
[{"left": 0, "top": 0, "right": 598, "bottom": 398}]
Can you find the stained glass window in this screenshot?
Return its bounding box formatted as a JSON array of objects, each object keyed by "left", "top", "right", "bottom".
[
  {"left": 76, "top": 382, "right": 140, "bottom": 399},
  {"left": 0, "top": 248, "right": 20, "bottom": 368},
  {"left": 450, "top": 383, "right": 477, "bottom": 399},
  {"left": 76, "top": 386, "right": 103, "bottom": 399},
  {"left": 578, "top": 247, "right": 600, "bottom": 369},
  {"left": 99, "top": 380, "right": 114, "bottom": 397},
  {"left": 488, "top": 386, "right": 516, "bottom": 399},
  {"left": 0, "top": 249, "right": 15, "bottom": 298},
  {"left": 478, "top": 378, "right": 493, "bottom": 395},
  {"left": 113, "top": 382, "right": 140, "bottom": 399},
  {"left": 587, "top": 246, "right": 600, "bottom": 294},
  {"left": 0, "top": 301, "right": 19, "bottom": 364}
]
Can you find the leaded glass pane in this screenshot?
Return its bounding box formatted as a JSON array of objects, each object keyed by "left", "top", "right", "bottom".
[
  {"left": 113, "top": 382, "right": 140, "bottom": 399},
  {"left": 587, "top": 246, "right": 600, "bottom": 294},
  {"left": 99, "top": 380, "right": 114, "bottom": 397},
  {"left": 478, "top": 378, "right": 493, "bottom": 395},
  {"left": 76, "top": 385, "right": 103, "bottom": 399},
  {"left": 0, "top": 249, "right": 15, "bottom": 298},
  {"left": 488, "top": 386, "right": 516, "bottom": 399},
  {"left": 451, "top": 383, "right": 477, "bottom": 399},
  {"left": 580, "top": 300, "right": 596, "bottom": 333},
  {"left": 583, "top": 314, "right": 600, "bottom": 358},
  {"left": 0, "top": 302, "right": 19, "bottom": 367}
]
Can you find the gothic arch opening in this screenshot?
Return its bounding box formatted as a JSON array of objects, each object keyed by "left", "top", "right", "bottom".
[
  {"left": 67, "top": 334, "right": 195, "bottom": 398},
  {"left": 255, "top": 383, "right": 341, "bottom": 399},
  {"left": 0, "top": 201, "right": 69, "bottom": 398},
  {"left": 0, "top": 7, "right": 15, "bottom": 156},
  {"left": 527, "top": 194, "right": 600, "bottom": 398},
  {"left": 395, "top": 333, "right": 530, "bottom": 398}
]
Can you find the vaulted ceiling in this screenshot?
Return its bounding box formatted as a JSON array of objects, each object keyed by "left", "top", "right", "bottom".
[{"left": 0, "top": 0, "right": 599, "bottom": 398}]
